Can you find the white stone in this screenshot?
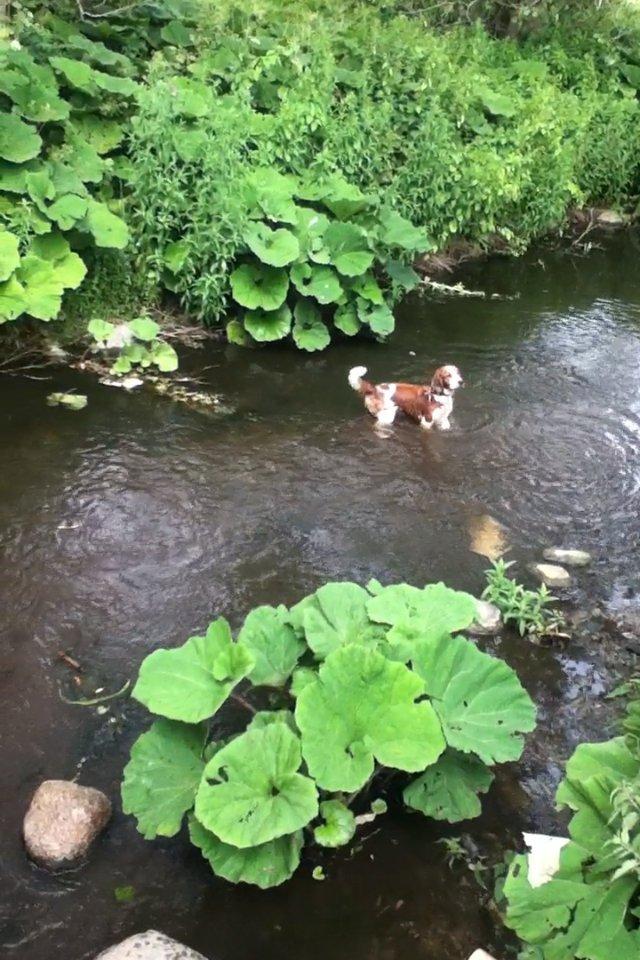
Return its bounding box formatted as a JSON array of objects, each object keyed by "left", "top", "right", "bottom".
[
  {"left": 95, "top": 931, "right": 208, "bottom": 960},
  {"left": 523, "top": 832, "right": 570, "bottom": 888},
  {"left": 23, "top": 780, "right": 111, "bottom": 868},
  {"left": 468, "top": 600, "right": 502, "bottom": 636},
  {"left": 532, "top": 563, "right": 571, "bottom": 587},
  {"left": 468, "top": 951, "right": 499, "bottom": 960},
  {"left": 597, "top": 209, "right": 626, "bottom": 226},
  {"left": 543, "top": 548, "right": 591, "bottom": 567}
]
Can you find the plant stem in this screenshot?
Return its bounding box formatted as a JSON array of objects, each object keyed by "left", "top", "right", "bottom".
[{"left": 231, "top": 691, "right": 257, "bottom": 714}]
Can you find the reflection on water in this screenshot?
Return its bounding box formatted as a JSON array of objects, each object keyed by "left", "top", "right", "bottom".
[{"left": 1, "top": 234, "right": 640, "bottom": 960}]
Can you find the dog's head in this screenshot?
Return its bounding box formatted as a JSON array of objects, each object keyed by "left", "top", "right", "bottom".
[{"left": 431, "top": 365, "right": 464, "bottom": 395}]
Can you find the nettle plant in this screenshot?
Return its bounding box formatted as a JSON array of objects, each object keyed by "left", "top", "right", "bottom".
[
  {"left": 221, "top": 168, "right": 427, "bottom": 351},
  {"left": 0, "top": 14, "right": 138, "bottom": 325},
  {"left": 122, "top": 579, "right": 536, "bottom": 889},
  {"left": 503, "top": 694, "right": 640, "bottom": 957},
  {"left": 88, "top": 316, "right": 178, "bottom": 374}
]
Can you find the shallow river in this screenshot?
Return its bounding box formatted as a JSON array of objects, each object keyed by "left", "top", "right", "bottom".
[{"left": 2, "top": 233, "right": 640, "bottom": 960}]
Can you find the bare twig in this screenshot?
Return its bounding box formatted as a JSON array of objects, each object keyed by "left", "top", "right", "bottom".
[
  {"left": 75, "top": 0, "right": 144, "bottom": 20},
  {"left": 231, "top": 691, "right": 257, "bottom": 715}
]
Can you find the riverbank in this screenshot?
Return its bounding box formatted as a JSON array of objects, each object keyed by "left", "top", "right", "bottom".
[{"left": 1, "top": 0, "right": 640, "bottom": 356}]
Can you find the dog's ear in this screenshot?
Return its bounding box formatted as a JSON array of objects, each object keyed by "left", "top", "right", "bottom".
[{"left": 431, "top": 367, "right": 447, "bottom": 393}]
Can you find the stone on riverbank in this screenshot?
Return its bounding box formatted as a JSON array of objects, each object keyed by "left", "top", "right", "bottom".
[
  {"left": 468, "top": 600, "right": 502, "bottom": 636},
  {"left": 468, "top": 951, "right": 498, "bottom": 960},
  {"left": 532, "top": 563, "right": 571, "bottom": 588},
  {"left": 95, "top": 931, "right": 208, "bottom": 960},
  {"left": 23, "top": 780, "right": 111, "bottom": 868},
  {"left": 543, "top": 547, "right": 591, "bottom": 567}
]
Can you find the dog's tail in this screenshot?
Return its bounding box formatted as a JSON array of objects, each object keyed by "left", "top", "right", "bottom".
[{"left": 348, "top": 365, "right": 373, "bottom": 395}]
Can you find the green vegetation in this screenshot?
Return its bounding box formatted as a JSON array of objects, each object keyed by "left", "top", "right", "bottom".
[
  {"left": 502, "top": 689, "right": 640, "bottom": 958},
  {"left": 122, "top": 579, "right": 536, "bottom": 888},
  {"left": 1, "top": 0, "right": 639, "bottom": 351},
  {"left": 482, "top": 558, "right": 564, "bottom": 637}
]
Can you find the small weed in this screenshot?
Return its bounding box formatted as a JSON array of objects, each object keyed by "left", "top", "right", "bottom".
[{"left": 482, "top": 559, "right": 564, "bottom": 638}]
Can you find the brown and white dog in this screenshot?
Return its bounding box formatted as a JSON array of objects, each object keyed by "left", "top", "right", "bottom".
[{"left": 348, "top": 364, "right": 463, "bottom": 429}]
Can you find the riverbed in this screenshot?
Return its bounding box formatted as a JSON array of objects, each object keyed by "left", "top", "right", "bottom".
[{"left": 1, "top": 232, "right": 640, "bottom": 960}]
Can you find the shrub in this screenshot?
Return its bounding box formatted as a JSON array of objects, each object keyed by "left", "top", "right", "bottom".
[{"left": 122, "top": 579, "right": 537, "bottom": 888}]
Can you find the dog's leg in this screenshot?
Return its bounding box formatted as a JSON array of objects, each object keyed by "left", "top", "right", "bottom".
[
  {"left": 419, "top": 417, "right": 434, "bottom": 430},
  {"left": 437, "top": 417, "right": 451, "bottom": 431},
  {"left": 377, "top": 403, "right": 398, "bottom": 426}
]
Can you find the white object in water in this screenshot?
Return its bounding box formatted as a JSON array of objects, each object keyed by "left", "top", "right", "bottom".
[
  {"left": 468, "top": 951, "right": 499, "bottom": 960},
  {"left": 523, "top": 832, "right": 570, "bottom": 888}
]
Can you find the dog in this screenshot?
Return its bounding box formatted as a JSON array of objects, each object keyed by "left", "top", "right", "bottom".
[{"left": 348, "top": 364, "right": 463, "bottom": 429}]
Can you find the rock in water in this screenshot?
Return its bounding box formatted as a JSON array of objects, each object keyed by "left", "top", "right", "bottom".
[
  {"left": 532, "top": 563, "right": 571, "bottom": 588},
  {"left": 23, "top": 780, "right": 111, "bottom": 868},
  {"left": 543, "top": 547, "right": 591, "bottom": 567},
  {"left": 468, "top": 600, "right": 502, "bottom": 636},
  {"left": 95, "top": 931, "right": 208, "bottom": 960}
]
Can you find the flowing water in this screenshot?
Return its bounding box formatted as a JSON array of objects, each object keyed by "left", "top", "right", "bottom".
[{"left": 1, "top": 233, "right": 640, "bottom": 960}]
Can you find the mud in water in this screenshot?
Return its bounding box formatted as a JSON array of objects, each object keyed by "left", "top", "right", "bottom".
[{"left": 1, "top": 232, "right": 640, "bottom": 960}]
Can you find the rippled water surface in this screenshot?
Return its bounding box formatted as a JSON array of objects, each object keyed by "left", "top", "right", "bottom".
[{"left": 1, "top": 234, "right": 640, "bottom": 960}]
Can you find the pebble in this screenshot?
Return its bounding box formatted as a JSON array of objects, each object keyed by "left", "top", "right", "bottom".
[
  {"left": 23, "top": 780, "right": 111, "bottom": 868},
  {"left": 542, "top": 547, "right": 591, "bottom": 567},
  {"left": 532, "top": 563, "right": 571, "bottom": 588},
  {"left": 95, "top": 931, "right": 208, "bottom": 960},
  {"left": 468, "top": 600, "right": 502, "bottom": 636}
]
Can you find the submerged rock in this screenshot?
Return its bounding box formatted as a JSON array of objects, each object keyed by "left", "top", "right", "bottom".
[
  {"left": 23, "top": 780, "right": 111, "bottom": 868},
  {"left": 95, "top": 931, "right": 208, "bottom": 960},
  {"left": 468, "top": 600, "right": 502, "bottom": 636},
  {"left": 543, "top": 547, "right": 591, "bottom": 567},
  {"left": 532, "top": 563, "right": 571, "bottom": 588}
]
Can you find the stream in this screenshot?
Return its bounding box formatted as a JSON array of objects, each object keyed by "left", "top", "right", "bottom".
[{"left": 1, "top": 231, "right": 640, "bottom": 960}]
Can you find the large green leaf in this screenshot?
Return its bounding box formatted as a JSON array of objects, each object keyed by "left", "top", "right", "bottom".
[
  {"left": 17, "top": 254, "right": 64, "bottom": 320},
  {"left": 290, "top": 262, "right": 343, "bottom": 304},
  {"left": 323, "top": 221, "right": 373, "bottom": 277},
  {"left": 357, "top": 299, "right": 395, "bottom": 336},
  {"left": 70, "top": 116, "right": 125, "bottom": 155},
  {"left": 301, "top": 175, "right": 370, "bottom": 220},
  {"left": 0, "top": 275, "right": 26, "bottom": 322},
  {"left": 238, "top": 604, "right": 305, "bottom": 687},
  {"left": 243, "top": 223, "right": 300, "bottom": 267},
  {"left": 333, "top": 301, "right": 361, "bottom": 336},
  {"left": 132, "top": 618, "right": 254, "bottom": 723},
  {"left": 92, "top": 70, "right": 139, "bottom": 98},
  {"left": 368, "top": 582, "right": 477, "bottom": 662},
  {"left": 121, "top": 719, "right": 206, "bottom": 839},
  {"left": 292, "top": 299, "right": 331, "bottom": 352},
  {"left": 295, "top": 645, "right": 445, "bottom": 792},
  {"left": 244, "top": 304, "right": 292, "bottom": 342},
  {"left": 314, "top": 799, "right": 356, "bottom": 848},
  {"left": 295, "top": 581, "right": 384, "bottom": 659},
  {"left": 49, "top": 56, "right": 95, "bottom": 92},
  {"left": 378, "top": 209, "right": 428, "bottom": 251},
  {"left": 403, "top": 748, "right": 494, "bottom": 822},
  {"left": 244, "top": 168, "right": 298, "bottom": 224},
  {"left": 57, "top": 132, "right": 104, "bottom": 183},
  {"left": 0, "top": 231, "right": 20, "bottom": 282},
  {"left": 0, "top": 69, "right": 69, "bottom": 123},
  {"left": 230, "top": 262, "right": 288, "bottom": 311},
  {"left": 0, "top": 114, "right": 42, "bottom": 163},
  {"left": 47, "top": 194, "right": 88, "bottom": 231},
  {"left": 294, "top": 207, "right": 330, "bottom": 260},
  {"left": 412, "top": 633, "right": 536, "bottom": 764},
  {"left": 84, "top": 200, "right": 129, "bottom": 249},
  {"left": 149, "top": 340, "right": 179, "bottom": 372},
  {"left": 504, "top": 854, "right": 638, "bottom": 959},
  {"left": 189, "top": 817, "right": 303, "bottom": 888},
  {"left": 194, "top": 723, "right": 318, "bottom": 848},
  {"left": 556, "top": 737, "right": 640, "bottom": 863}
]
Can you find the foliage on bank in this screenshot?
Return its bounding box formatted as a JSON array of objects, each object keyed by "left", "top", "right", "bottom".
[
  {"left": 1, "top": 0, "right": 640, "bottom": 351},
  {"left": 502, "top": 687, "right": 640, "bottom": 958},
  {"left": 122, "top": 579, "right": 536, "bottom": 888}
]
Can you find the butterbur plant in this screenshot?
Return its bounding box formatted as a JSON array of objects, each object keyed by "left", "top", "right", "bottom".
[
  {"left": 223, "top": 169, "right": 427, "bottom": 351},
  {"left": 88, "top": 316, "right": 178, "bottom": 374},
  {"left": 502, "top": 691, "right": 640, "bottom": 957},
  {"left": 122, "top": 579, "right": 536, "bottom": 888}
]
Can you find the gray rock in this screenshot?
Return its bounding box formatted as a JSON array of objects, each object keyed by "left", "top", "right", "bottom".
[
  {"left": 23, "top": 780, "right": 111, "bottom": 868},
  {"left": 543, "top": 547, "right": 591, "bottom": 567},
  {"left": 468, "top": 600, "right": 502, "bottom": 636},
  {"left": 532, "top": 563, "right": 571, "bottom": 588},
  {"left": 95, "top": 931, "right": 208, "bottom": 960}
]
